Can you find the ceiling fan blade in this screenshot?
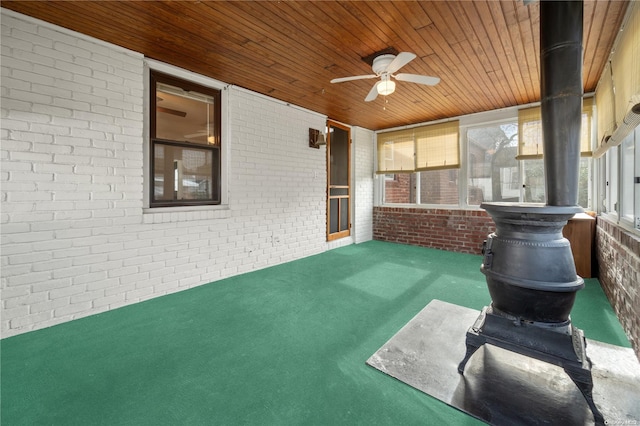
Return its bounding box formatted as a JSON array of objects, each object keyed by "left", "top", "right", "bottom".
[
  {"left": 395, "top": 73, "right": 441, "bottom": 86},
  {"left": 364, "top": 82, "right": 379, "bottom": 102},
  {"left": 157, "top": 106, "right": 187, "bottom": 117},
  {"left": 386, "top": 52, "right": 416, "bottom": 74},
  {"left": 184, "top": 132, "right": 208, "bottom": 138},
  {"left": 330, "top": 74, "right": 377, "bottom": 83}
]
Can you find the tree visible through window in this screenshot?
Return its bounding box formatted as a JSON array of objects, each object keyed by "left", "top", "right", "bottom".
[{"left": 467, "top": 123, "right": 521, "bottom": 203}]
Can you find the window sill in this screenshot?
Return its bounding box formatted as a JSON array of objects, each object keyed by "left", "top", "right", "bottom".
[
  {"left": 599, "top": 213, "right": 640, "bottom": 237},
  {"left": 378, "top": 203, "right": 485, "bottom": 211},
  {"left": 142, "top": 204, "right": 231, "bottom": 223}
]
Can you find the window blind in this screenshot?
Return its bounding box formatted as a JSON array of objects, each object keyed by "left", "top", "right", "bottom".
[
  {"left": 516, "top": 97, "right": 593, "bottom": 160},
  {"left": 517, "top": 106, "right": 544, "bottom": 159},
  {"left": 377, "top": 130, "right": 415, "bottom": 173},
  {"left": 595, "top": 62, "right": 616, "bottom": 147},
  {"left": 414, "top": 121, "right": 460, "bottom": 171},
  {"left": 377, "top": 120, "right": 460, "bottom": 174},
  {"left": 593, "top": 1, "right": 640, "bottom": 158},
  {"left": 611, "top": 0, "right": 640, "bottom": 128}
]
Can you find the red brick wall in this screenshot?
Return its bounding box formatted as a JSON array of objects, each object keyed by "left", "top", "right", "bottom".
[
  {"left": 420, "top": 171, "right": 458, "bottom": 204},
  {"left": 595, "top": 216, "right": 640, "bottom": 361},
  {"left": 384, "top": 174, "right": 412, "bottom": 203},
  {"left": 373, "top": 206, "right": 495, "bottom": 255},
  {"left": 372, "top": 206, "right": 640, "bottom": 360}
]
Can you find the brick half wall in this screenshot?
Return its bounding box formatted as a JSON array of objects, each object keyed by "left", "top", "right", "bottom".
[
  {"left": 596, "top": 216, "right": 640, "bottom": 361},
  {"left": 373, "top": 206, "right": 495, "bottom": 255}
]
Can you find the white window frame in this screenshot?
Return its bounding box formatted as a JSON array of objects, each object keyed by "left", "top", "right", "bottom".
[
  {"left": 605, "top": 146, "right": 619, "bottom": 216},
  {"left": 598, "top": 128, "right": 640, "bottom": 235},
  {"left": 376, "top": 104, "right": 596, "bottom": 211}
]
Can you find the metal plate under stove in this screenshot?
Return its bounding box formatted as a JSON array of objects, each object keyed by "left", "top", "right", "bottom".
[{"left": 366, "top": 300, "right": 640, "bottom": 426}]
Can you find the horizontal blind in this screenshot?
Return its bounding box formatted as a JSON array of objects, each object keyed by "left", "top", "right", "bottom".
[
  {"left": 593, "top": 2, "right": 639, "bottom": 157},
  {"left": 517, "top": 106, "right": 544, "bottom": 159},
  {"left": 611, "top": 0, "right": 640, "bottom": 127},
  {"left": 581, "top": 97, "right": 594, "bottom": 157},
  {"left": 595, "top": 62, "right": 616, "bottom": 146},
  {"left": 376, "top": 121, "right": 460, "bottom": 174},
  {"left": 517, "top": 98, "right": 593, "bottom": 159},
  {"left": 377, "top": 130, "right": 415, "bottom": 173},
  {"left": 414, "top": 120, "right": 460, "bottom": 171}
]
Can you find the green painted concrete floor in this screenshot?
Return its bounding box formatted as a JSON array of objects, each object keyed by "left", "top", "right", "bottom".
[{"left": 1, "top": 241, "right": 631, "bottom": 425}]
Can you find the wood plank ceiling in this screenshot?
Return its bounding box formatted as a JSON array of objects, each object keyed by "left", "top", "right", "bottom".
[{"left": 2, "top": 1, "right": 629, "bottom": 130}]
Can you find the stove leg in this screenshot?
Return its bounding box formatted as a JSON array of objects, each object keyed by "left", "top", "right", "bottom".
[
  {"left": 564, "top": 364, "right": 605, "bottom": 425},
  {"left": 458, "top": 333, "right": 483, "bottom": 375}
]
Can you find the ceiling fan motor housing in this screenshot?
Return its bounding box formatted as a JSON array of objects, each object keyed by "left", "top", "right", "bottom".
[{"left": 372, "top": 54, "right": 396, "bottom": 75}]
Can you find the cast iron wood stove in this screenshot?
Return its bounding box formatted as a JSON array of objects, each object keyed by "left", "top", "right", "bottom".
[{"left": 457, "top": 1, "right": 604, "bottom": 424}]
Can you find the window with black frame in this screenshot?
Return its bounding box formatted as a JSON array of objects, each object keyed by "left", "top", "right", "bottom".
[{"left": 150, "top": 71, "right": 221, "bottom": 207}]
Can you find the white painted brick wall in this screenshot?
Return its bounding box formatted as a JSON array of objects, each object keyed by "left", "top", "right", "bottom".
[
  {"left": 353, "top": 126, "right": 374, "bottom": 244},
  {"left": 1, "top": 10, "right": 360, "bottom": 338}
]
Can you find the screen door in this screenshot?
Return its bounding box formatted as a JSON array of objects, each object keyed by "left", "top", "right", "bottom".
[{"left": 327, "top": 121, "right": 351, "bottom": 241}]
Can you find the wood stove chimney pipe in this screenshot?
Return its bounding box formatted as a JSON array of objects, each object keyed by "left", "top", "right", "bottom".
[{"left": 540, "top": 0, "right": 584, "bottom": 207}]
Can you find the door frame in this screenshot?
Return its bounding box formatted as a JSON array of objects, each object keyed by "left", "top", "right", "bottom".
[{"left": 326, "top": 120, "right": 351, "bottom": 241}]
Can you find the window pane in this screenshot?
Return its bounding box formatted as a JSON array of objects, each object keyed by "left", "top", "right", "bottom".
[
  {"left": 621, "top": 131, "right": 635, "bottom": 221},
  {"left": 523, "top": 159, "right": 545, "bottom": 203},
  {"left": 329, "top": 198, "right": 338, "bottom": 233},
  {"left": 597, "top": 155, "right": 607, "bottom": 214},
  {"left": 154, "top": 143, "right": 218, "bottom": 203},
  {"left": 636, "top": 128, "right": 640, "bottom": 230},
  {"left": 606, "top": 146, "right": 619, "bottom": 214},
  {"left": 580, "top": 98, "right": 594, "bottom": 155},
  {"left": 330, "top": 188, "right": 349, "bottom": 196},
  {"left": 330, "top": 126, "right": 349, "bottom": 186},
  {"left": 384, "top": 173, "right": 415, "bottom": 204},
  {"left": 419, "top": 169, "right": 459, "bottom": 204},
  {"left": 578, "top": 157, "right": 591, "bottom": 209},
  {"left": 156, "top": 82, "right": 217, "bottom": 145},
  {"left": 520, "top": 151, "right": 591, "bottom": 207},
  {"left": 340, "top": 198, "right": 349, "bottom": 231},
  {"left": 467, "top": 123, "right": 518, "bottom": 204}
]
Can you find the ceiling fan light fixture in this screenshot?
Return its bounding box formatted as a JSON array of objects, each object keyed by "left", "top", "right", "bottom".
[{"left": 377, "top": 79, "right": 396, "bottom": 96}]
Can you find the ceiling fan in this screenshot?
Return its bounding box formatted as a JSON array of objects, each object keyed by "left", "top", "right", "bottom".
[
  {"left": 330, "top": 52, "right": 440, "bottom": 102},
  {"left": 184, "top": 130, "right": 209, "bottom": 139},
  {"left": 156, "top": 97, "right": 187, "bottom": 117}
]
